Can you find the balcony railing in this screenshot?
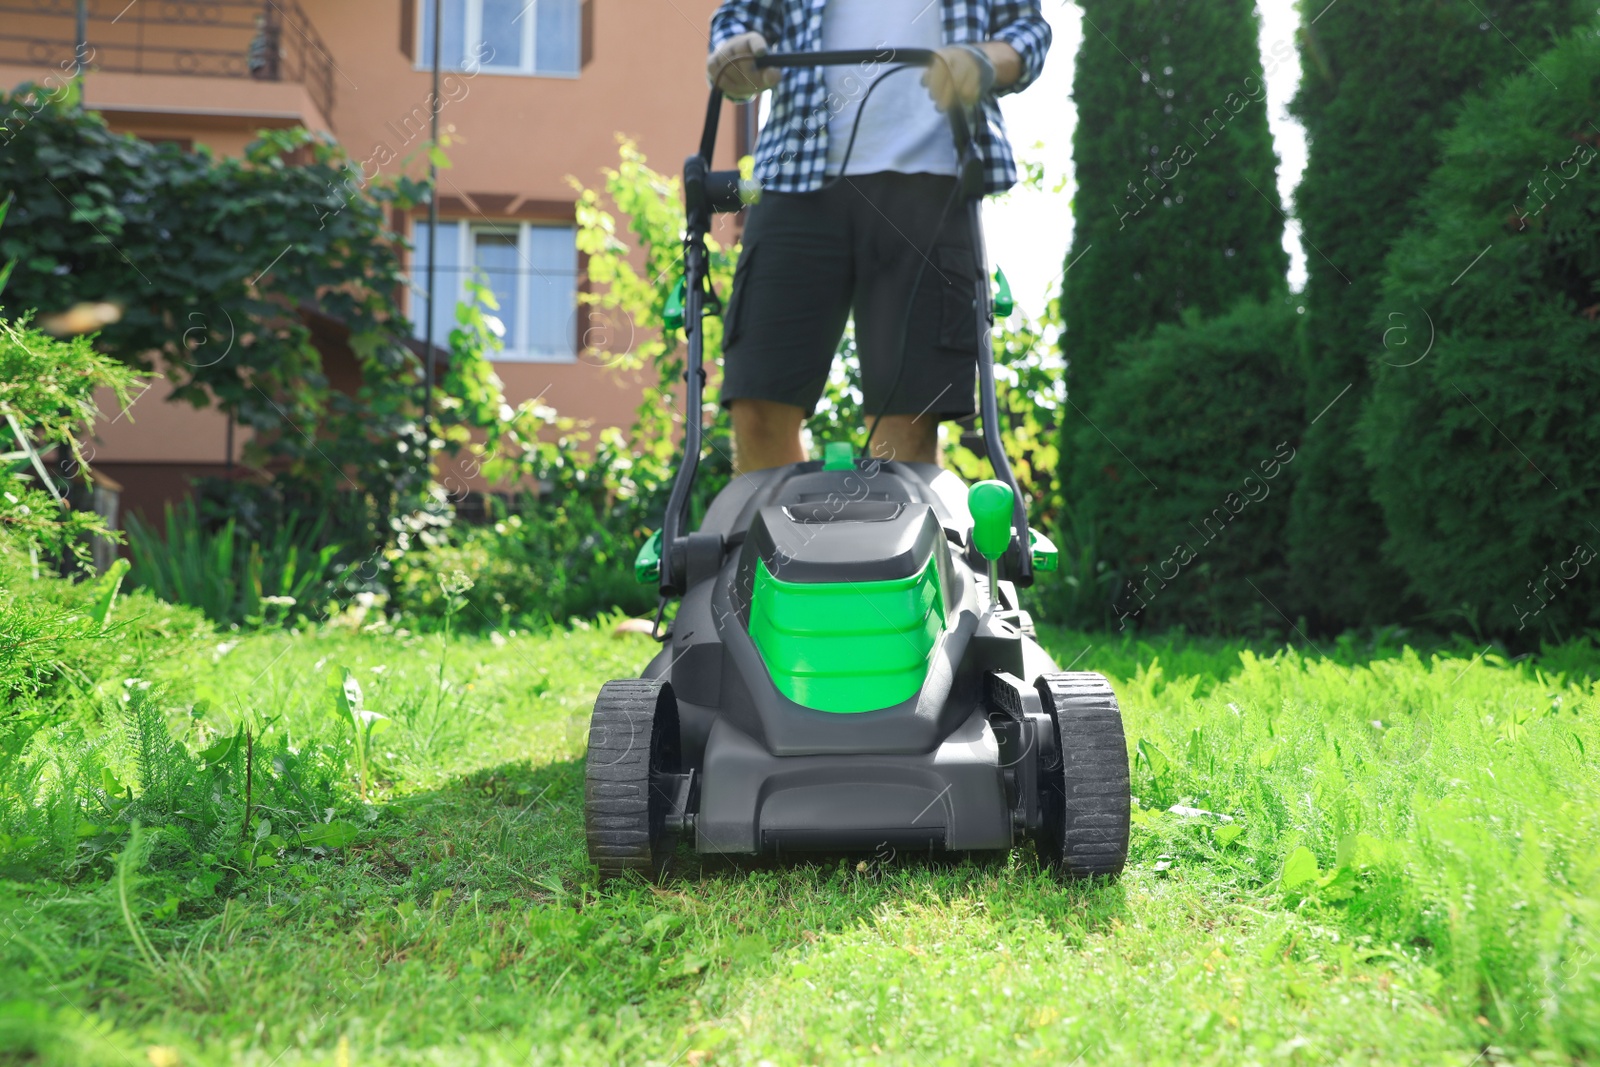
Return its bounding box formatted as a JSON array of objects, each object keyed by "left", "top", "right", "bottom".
[{"left": 0, "top": 0, "right": 336, "bottom": 121}]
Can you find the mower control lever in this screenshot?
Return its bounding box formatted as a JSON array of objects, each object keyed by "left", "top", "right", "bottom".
[
  {"left": 968, "top": 480, "right": 1014, "bottom": 611},
  {"left": 968, "top": 480, "right": 1014, "bottom": 561}
]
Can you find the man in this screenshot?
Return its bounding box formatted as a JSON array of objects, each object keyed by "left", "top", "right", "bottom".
[{"left": 706, "top": 0, "right": 1050, "bottom": 471}]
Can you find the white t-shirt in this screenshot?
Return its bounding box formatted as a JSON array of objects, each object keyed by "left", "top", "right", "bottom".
[{"left": 821, "top": 0, "right": 959, "bottom": 178}]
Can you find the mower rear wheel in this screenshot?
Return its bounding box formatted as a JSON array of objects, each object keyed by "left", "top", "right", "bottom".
[
  {"left": 584, "top": 679, "right": 681, "bottom": 882},
  {"left": 1035, "top": 672, "right": 1131, "bottom": 879}
]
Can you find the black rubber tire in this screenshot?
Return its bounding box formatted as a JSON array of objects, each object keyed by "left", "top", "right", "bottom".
[
  {"left": 1034, "top": 672, "right": 1131, "bottom": 879},
  {"left": 584, "top": 679, "right": 681, "bottom": 882}
]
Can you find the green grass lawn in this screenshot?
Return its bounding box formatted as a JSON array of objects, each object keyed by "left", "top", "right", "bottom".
[{"left": 3, "top": 620, "right": 1598, "bottom": 1065}]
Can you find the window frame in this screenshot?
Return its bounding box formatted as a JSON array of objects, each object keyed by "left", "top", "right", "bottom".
[
  {"left": 412, "top": 0, "right": 581, "bottom": 79},
  {"left": 412, "top": 218, "right": 579, "bottom": 364}
]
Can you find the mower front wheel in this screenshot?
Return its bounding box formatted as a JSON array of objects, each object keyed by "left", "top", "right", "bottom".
[
  {"left": 584, "top": 678, "right": 682, "bottom": 882},
  {"left": 1035, "top": 672, "right": 1131, "bottom": 879}
]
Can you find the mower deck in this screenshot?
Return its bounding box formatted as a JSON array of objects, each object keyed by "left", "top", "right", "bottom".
[{"left": 585, "top": 460, "right": 1130, "bottom": 878}]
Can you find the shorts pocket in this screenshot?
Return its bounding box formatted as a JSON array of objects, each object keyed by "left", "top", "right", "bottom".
[{"left": 936, "top": 244, "right": 979, "bottom": 351}]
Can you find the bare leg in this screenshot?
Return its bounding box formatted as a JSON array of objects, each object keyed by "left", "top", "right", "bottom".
[
  {"left": 731, "top": 398, "right": 807, "bottom": 474},
  {"left": 867, "top": 413, "right": 940, "bottom": 466}
]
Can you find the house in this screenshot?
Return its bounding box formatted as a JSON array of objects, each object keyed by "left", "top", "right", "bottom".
[{"left": 0, "top": 0, "right": 751, "bottom": 521}]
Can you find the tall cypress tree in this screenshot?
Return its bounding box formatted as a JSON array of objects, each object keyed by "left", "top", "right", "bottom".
[
  {"left": 1286, "top": 0, "right": 1587, "bottom": 628},
  {"left": 1061, "top": 0, "right": 1286, "bottom": 401},
  {"left": 1057, "top": 0, "right": 1288, "bottom": 622}
]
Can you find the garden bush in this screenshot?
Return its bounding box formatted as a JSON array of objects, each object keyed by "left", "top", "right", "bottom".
[
  {"left": 0, "top": 285, "right": 185, "bottom": 705},
  {"left": 2, "top": 86, "right": 575, "bottom": 552},
  {"left": 943, "top": 297, "right": 1065, "bottom": 530},
  {"left": 0, "top": 314, "right": 139, "bottom": 566},
  {"left": 389, "top": 492, "right": 657, "bottom": 629},
  {"left": 1063, "top": 296, "right": 1305, "bottom": 631},
  {"left": 575, "top": 141, "right": 736, "bottom": 508},
  {"left": 125, "top": 496, "right": 351, "bottom": 627},
  {"left": 1361, "top": 24, "right": 1600, "bottom": 640},
  {"left": 0, "top": 549, "right": 210, "bottom": 708},
  {"left": 1286, "top": 0, "right": 1590, "bottom": 627},
  {"left": 0, "top": 83, "right": 428, "bottom": 530}
]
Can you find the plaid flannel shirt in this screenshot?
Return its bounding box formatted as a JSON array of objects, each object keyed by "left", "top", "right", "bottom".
[{"left": 709, "top": 0, "right": 1051, "bottom": 196}]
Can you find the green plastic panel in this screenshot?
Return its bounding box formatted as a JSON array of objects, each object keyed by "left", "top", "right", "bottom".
[
  {"left": 1029, "top": 527, "right": 1059, "bottom": 572},
  {"left": 634, "top": 529, "right": 662, "bottom": 584},
  {"left": 748, "top": 558, "right": 946, "bottom": 713}
]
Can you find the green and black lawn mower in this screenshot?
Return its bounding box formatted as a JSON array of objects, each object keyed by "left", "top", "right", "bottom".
[{"left": 583, "top": 49, "right": 1131, "bottom": 881}]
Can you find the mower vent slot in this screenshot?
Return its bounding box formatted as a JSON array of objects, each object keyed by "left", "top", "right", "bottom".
[
  {"left": 795, "top": 491, "right": 894, "bottom": 503},
  {"left": 783, "top": 501, "right": 905, "bottom": 524}
]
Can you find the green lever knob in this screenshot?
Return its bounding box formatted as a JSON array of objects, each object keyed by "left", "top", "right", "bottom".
[
  {"left": 993, "top": 267, "right": 1014, "bottom": 319},
  {"left": 968, "top": 480, "right": 1015, "bottom": 562},
  {"left": 634, "top": 528, "right": 662, "bottom": 585},
  {"left": 663, "top": 277, "right": 685, "bottom": 332}
]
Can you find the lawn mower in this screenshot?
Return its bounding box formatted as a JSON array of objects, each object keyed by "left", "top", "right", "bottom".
[{"left": 583, "top": 49, "right": 1131, "bottom": 881}]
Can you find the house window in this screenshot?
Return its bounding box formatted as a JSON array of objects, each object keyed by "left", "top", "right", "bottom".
[
  {"left": 416, "top": 0, "right": 581, "bottom": 76},
  {"left": 411, "top": 219, "right": 579, "bottom": 362}
]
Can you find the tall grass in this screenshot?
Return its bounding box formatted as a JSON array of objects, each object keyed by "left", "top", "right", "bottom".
[
  {"left": 1105, "top": 638, "right": 1600, "bottom": 1051},
  {"left": 126, "top": 498, "right": 343, "bottom": 626}
]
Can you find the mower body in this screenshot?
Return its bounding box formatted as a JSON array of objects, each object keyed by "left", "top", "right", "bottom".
[{"left": 644, "top": 458, "right": 1055, "bottom": 857}]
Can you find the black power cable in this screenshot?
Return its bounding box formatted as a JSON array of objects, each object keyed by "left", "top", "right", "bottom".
[{"left": 804, "top": 59, "right": 969, "bottom": 461}]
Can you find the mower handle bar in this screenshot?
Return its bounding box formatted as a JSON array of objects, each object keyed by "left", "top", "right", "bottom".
[
  {"left": 751, "top": 49, "right": 973, "bottom": 159},
  {"left": 751, "top": 47, "right": 938, "bottom": 69}
]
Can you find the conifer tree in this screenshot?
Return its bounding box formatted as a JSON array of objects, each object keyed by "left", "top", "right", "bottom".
[
  {"left": 1057, "top": 0, "right": 1289, "bottom": 624},
  {"left": 1061, "top": 0, "right": 1287, "bottom": 402},
  {"left": 1286, "top": 0, "right": 1587, "bottom": 627}
]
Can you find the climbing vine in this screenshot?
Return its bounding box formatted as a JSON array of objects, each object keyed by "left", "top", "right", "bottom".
[{"left": 0, "top": 80, "right": 555, "bottom": 544}]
